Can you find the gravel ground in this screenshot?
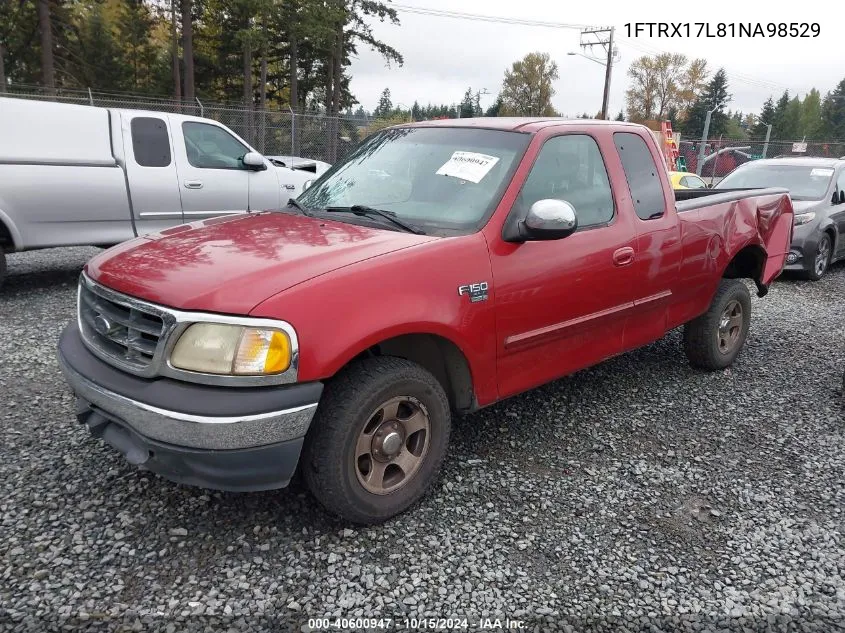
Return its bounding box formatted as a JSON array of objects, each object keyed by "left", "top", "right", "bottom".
[{"left": 1, "top": 247, "right": 844, "bottom": 633}]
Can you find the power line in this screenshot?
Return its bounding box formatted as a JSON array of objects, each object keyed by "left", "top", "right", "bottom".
[
  {"left": 392, "top": 4, "right": 789, "bottom": 96},
  {"left": 391, "top": 4, "right": 592, "bottom": 30}
]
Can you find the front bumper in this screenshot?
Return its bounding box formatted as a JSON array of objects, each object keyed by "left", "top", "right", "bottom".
[
  {"left": 783, "top": 224, "right": 822, "bottom": 273},
  {"left": 58, "top": 324, "right": 322, "bottom": 491}
]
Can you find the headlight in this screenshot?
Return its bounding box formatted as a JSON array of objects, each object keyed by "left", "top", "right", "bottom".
[
  {"left": 793, "top": 212, "right": 816, "bottom": 226},
  {"left": 170, "top": 323, "right": 291, "bottom": 375}
]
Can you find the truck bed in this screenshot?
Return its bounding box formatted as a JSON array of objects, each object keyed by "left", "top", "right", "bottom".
[{"left": 674, "top": 187, "right": 789, "bottom": 211}]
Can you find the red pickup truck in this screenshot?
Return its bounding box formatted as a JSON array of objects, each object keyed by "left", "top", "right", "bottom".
[{"left": 58, "top": 119, "right": 793, "bottom": 524}]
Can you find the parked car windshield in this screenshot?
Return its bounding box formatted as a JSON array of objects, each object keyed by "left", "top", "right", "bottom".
[
  {"left": 716, "top": 163, "right": 834, "bottom": 200},
  {"left": 298, "top": 127, "right": 531, "bottom": 233}
]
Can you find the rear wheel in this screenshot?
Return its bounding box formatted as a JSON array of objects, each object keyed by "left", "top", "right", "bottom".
[
  {"left": 683, "top": 279, "right": 751, "bottom": 370},
  {"left": 806, "top": 234, "right": 831, "bottom": 281},
  {"left": 301, "top": 357, "right": 451, "bottom": 524}
]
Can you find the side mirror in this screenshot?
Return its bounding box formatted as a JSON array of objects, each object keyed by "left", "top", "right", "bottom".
[
  {"left": 303, "top": 179, "right": 315, "bottom": 191},
  {"left": 242, "top": 151, "right": 267, "bottom": 171},
  {"left": 510, "top": 199, "right": 578, "bottom": 242}
]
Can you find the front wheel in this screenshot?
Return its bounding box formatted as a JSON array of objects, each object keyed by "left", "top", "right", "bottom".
[
  {"left": 806, "top": 234, "right": 831, "bottom": 281},
  {"left": 301, "top": 357, "right": 451, "bottom": 524},
  {"left": 683, "top": 279, "right": 751, "bottom": 370}
]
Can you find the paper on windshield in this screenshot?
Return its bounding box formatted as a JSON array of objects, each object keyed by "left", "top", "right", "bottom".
[
  {"left": 436, "top": 151, "right": 500, "bottom": 184},
  {"left": 810, "top": 168, "right": 834, "bottom": 178}
]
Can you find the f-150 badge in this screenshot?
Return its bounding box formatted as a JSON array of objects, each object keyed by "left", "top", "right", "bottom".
[{"left": 458, "top": 281, "right": 489, "bottom": 303}]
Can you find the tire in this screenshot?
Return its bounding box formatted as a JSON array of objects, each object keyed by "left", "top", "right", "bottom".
[
  {"left": 683, "top": 279, "right": 751, "bottom": 371},
  {"left": 0, "top": 246, "right": 6, "bottom": 289},
  {"left": 806, "top": 233, "right": 831, "bottom": 281},
  {"left": 301, "top": 357, "right": 451, "bottom": 524}
]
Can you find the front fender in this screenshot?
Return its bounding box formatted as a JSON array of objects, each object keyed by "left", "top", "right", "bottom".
[{"left": 249, "top": 232, "right": 499, "bottom": 405}]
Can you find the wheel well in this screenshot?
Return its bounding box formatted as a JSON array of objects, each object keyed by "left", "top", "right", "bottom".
[
  {"left": 357, "top": 334, "right": 475, "bottom": 413},
  {"left": 0, "top": 218, "right": 13, "bottom": 252},
  {"left": 722, "top": 244, "right": 767, "bottom": 295},
  {"left": 824, "top": 226, "right": 836, "bottom": 249}
]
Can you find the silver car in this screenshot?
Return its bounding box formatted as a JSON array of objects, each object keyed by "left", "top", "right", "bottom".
[{"left": 716, "top": 157, "right": 845, "bottom": 280}]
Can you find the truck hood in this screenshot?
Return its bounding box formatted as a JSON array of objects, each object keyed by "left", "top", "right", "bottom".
[{"left": 86, "top": 212, "right": 435, "bottom": 314}]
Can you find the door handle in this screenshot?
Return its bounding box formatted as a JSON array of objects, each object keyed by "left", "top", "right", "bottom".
[
  {"left": 183, "top": 180, "right": 203, "bottom": 189},
  {"left": 613, "top": 247, "right": 635, "bottom": 267}
]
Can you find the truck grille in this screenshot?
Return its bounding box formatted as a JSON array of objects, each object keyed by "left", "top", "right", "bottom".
[{"left": 78, "top": 279, "right": 167, "bottom": 374}]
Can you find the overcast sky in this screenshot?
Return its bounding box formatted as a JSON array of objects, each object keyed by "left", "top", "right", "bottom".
[{"left": 347, "top": 0, "right": 842, "bottom": 119}]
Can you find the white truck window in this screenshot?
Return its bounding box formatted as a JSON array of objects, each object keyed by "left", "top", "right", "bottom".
[
  {"left": 131, "top": 117, "right": 171, "bottom": 167},
  {"left": 182, "top": 122, "right": 249, "bottom": 170}
]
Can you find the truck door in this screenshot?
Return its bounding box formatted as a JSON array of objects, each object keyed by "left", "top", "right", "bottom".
[
  {"left": 611, "top": 131, "right": 683, "bottom": 351},
  {"left": 172, "top": 119, "right": 251, "bottom": 220},
  {"left": 121, "top": 113, "right": 184, "bottom": 235},
  {"left": 490, "top": 131, "right": 639, "bottom": 399}
]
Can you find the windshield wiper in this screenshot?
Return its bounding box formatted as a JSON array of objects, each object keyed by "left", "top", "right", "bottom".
[
  {"left": 324, "top": 205, "right": 426, "bottom": 235},
  {"left": 286, "top": 197, "right": 312, "bottom": 216}
]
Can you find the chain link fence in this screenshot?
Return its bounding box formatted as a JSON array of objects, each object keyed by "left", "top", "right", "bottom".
[
  {"left": 678, "top": 137, "right": 845, "bottom": 181},
  {"left": 1, "top": 85, "right": 389, "bottom": 164},
  {"left": 6, "top": 86, "right": 845, "bottom": 176}
]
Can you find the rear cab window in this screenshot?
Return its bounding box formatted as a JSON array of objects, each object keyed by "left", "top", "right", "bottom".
[
  {"left": 131, "top": 117, "right": 171, "bottom": 167},
  {"left": 614, "top": 132, "right": 666, "bottom": 220}
]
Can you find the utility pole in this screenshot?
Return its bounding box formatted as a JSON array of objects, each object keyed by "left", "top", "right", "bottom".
[{"left": 577, "top": 26, "right": 616, "bottom": 119}]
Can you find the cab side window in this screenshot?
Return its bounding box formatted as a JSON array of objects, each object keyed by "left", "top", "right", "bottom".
[
  {"left": 131, "top": 117, "right": 171, "bottom": 167},
  {"left": 518, "top": 134, "right": 614, "bottom": 228},
  {"left": 182, "top": 122, "right": 249, "bottom": 170},
  {"left": 614, "top": 132, "right": 666, "bottom": 219}
]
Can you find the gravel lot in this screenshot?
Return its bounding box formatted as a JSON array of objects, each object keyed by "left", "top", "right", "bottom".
[{"left": 1, "top": 247, "right": 844, "bottom": 633}]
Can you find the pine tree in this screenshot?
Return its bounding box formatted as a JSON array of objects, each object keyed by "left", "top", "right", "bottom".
[
  {"left": 373, "top": 87, "right": 393, "bottom": 118},
  {"left": 752, "top": 97, "right": 776, "bottom": 137},
  {"left": 614, "top": 110, "right": 625, "bottom": 121},
  {"left": 485, "top": 95, "right": 503, "bottom": 117},
  {"left": 772, "top": 90, "right": 790, "bottom": 137},
  {"left": 459, "top": 87, "right": 475, "bottom": 118},
  {"left": 76, "top": 4, "right": 129, "bottom": 90},
  {"left": 821, "top": 78, "right": 845, "bottom": 138},
  {"left": 411, "top": 100, "right": 421, "bottom": 121},
  {"left": 118, "top": 0, "right": 157, "bottom": 92},
  {"left": 680, "top": 68, "right": 730, "bottom": 137}
]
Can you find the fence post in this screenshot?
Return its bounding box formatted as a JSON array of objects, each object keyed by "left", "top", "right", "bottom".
[
  {"left": 196, "top": 97, "right": 204, "bottom": 118},
  {"left": 88, "top": 87, "right": 94, "bottom": 106},
  {"left": 761, "top": 124, "right": 772, "bottom": 158},
  {"left": 289, "top": 106, "right": 295, "bottom": 157},
  {"left": 695, "top": 110, "right": 713, "bottom": 176}
]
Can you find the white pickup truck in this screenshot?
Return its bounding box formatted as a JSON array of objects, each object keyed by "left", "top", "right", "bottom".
[{"left": 0, "top": 97, "right": 330, "bottom": 286}]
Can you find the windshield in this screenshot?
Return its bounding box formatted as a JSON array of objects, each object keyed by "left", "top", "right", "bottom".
[
  {"left": 716, "top": 163, "right": 834, "bottom": 200},
  {"left": 298, "top": 127, "right": 531, "bottom": 233}
]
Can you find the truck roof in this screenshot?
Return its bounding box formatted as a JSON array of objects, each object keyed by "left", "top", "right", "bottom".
[{"left": 402, "top": 117, "right": 645, "bottom": 133}]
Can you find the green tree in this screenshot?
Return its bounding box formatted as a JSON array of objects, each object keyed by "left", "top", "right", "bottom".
[
  {"left": 614, "top": 110, "right": 624, "bottom": 121},
  {"left": 821, "top": 78, "right": 845, "bottom": 138},
  {"left": 752, "top": 97, "right": 776, "bottom": 137},
  {"left": 681, "top": 68, "right": 730, "bottom": 137},
  {"left": 499, "top": 51, "right": 558, "bottom": 116},
  {"left": 800, "top": 88, "right": 824, "bottom": 139},
  {"left": 459, "top": 87, "right": 476, "bottom": 118},
  {"left": 73, "top": 3, "right": 129, "bottom": 90},
  {"left": 373, "top": 87, "right": 392, "bottom": 117},
  {"left": 117, "top": 0, "right": 157, "bottom": 92},
  {"left": 485, "top": 95, "right": 503, "bottom": 117}
]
